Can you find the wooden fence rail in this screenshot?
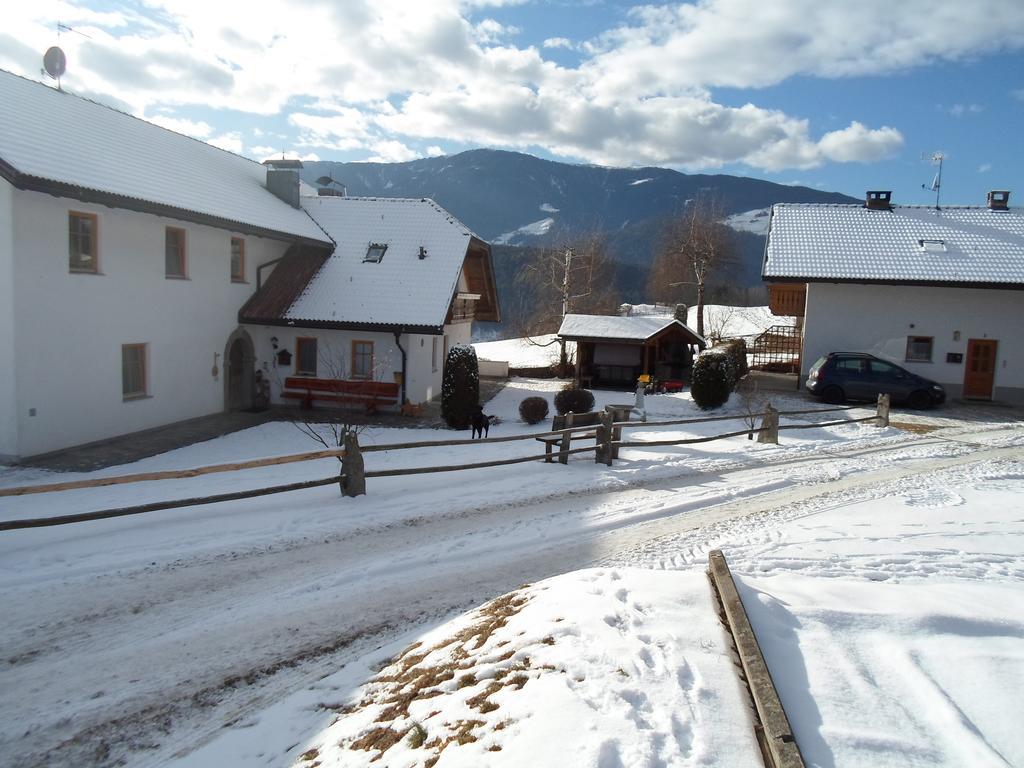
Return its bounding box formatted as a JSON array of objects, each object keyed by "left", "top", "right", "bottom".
[{"left": 0, "top": 397, "right": 890, "bottom": 530}]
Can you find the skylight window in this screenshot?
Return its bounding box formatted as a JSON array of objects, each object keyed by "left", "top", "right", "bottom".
[
  {"left": 918, "top": 238, "right": 947, "bottom": 253},
  {"left": 364, "top": 243, "right": 387, "bottom": 263}
]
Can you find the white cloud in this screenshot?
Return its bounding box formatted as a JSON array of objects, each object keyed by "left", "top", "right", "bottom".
[
  {"left": 948, "top": 103, "right": 984, "bottom": 117},
  {"left": 366, "top": 140, "right": 420, "bottom": 163},
  {"left": 475, "top": 19, "right": 520, "bottom": 44},
  {"left": 2, "top": 0, "right": 1019, "bottom": 172},
  {"left": 543, "top": 37, "right": 575, "bottom": 50},
  {"left": 208, "top": 132, "right": 243, "bottom": 153},
  {"left": 147, "top": 115, "right": 213, "bottom": 138},
  {"left": 978, "top": 163, "right": 992, "bottom": 173},
  {"left": 427, "top": 146, "right": 446, "bottom": 156}
]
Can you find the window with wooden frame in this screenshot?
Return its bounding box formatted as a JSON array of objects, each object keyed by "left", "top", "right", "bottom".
[
  {"left": 69, "top": 212, "right": 98, "bottom": 272},
  {"left": 296, "top": 337, "right": 318, "bottom": 376},
  {"left": 905, "top": 336, "right": 933, "bottom": 362},
  {"left": 165, "top": 227, "right": 187, "bottom": 278},
  {"left": 122, "top": 344, "right": 147, "bottom": 399},
  {"left": 230, "top": 237, "right": 245, "bottom": 282},
  {"left": 352, "top": 340, "right": 374, "bottom": 379}
]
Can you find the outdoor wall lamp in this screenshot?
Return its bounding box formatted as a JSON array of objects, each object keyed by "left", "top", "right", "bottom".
[{"left": 271, "top": 336, "right": 279, "bottom": 349}]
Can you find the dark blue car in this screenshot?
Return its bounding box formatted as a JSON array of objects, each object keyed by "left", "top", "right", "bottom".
[{"left": 807, "top": 352, "right": 945, "bottom": 409}]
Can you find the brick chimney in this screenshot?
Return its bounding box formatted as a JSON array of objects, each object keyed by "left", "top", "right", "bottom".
[
  {"left": 864, "top": 190, "right": 892, "bottom": 210},
  {"left": 987, "top": 190, "right": 1010, "bottom": 211},
  {"left": 262, "top": 158, "right": 304, "bottom": 209}
]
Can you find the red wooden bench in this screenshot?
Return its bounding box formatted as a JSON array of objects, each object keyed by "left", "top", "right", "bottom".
[{"left": 281, "top": 377, "right": 400, "bottom": 413}]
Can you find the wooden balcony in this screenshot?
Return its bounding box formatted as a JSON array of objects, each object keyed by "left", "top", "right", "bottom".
[{"left": 768, "top": 284, "right": 806, "bottom": 317}]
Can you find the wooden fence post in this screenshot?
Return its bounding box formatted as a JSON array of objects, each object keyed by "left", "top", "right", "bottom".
[
  {"left": 558, "top": 412, "right": 574, "bottom": 465},
  {"left": 757, "top": 403, "right": 779, "bottom": 444},
  {"left": 341, "top": 430, "right": 366, "bottom": 497},
  {"left": 597, "top": 411, "right": 614, "bottom": 466},
  {"left": 876, "top": 393, "right": 890, "bottom": 428}
]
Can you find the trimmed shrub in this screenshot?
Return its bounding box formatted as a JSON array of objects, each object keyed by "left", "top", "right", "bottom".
[
  {"left": 719, "top": 338, "right": 749, "bottom": 383},
  {"left": 519, "top": 396, "right": 550, "bottom": 425},
  {"left": 554, "top": 383, "right": 595, "bottom": 415},
  {"left": 441, "top": 344, "right": 480, "bottom": 429},
  {"left": 690, "top": 351, "right": 731, "bottom": 409}
]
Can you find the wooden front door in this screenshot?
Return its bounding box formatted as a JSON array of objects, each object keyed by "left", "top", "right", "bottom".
[{"left": 963, "top": 339, "right": 998, "bottom": 400}]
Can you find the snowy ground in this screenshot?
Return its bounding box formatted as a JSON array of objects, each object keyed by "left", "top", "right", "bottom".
[{"left": 1, "top": 380, "right": 1022, "bottom": 767}]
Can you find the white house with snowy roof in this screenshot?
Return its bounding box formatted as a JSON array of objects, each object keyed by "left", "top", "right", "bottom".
[
  {"left": 238, "top": 194, "right": 499, "bottom": 409},
  {"left": 762, "top": 190, "right": 1024, "bottom": 403},
  {"left": 0, "top": 69, "right": 498, "bottom": 462}
]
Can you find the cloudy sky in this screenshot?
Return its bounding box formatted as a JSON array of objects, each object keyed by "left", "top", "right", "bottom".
[{"left": 2, "top": 0, "right": 1022, "bottom": 203}]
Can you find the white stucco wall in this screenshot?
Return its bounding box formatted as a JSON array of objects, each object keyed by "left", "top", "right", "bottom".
[
  {"left": 802, "top": 283, "right": 1024, "bottom": 402},
  {"left": 247, "top": 327, "right": 403, "bottom": 401},
  {"left": 0, "top": 178, "right": 17, "bottom": 461},
  {"left": 247, "top": 320, "right": 475, "bottom": 408},
  {"left": 11, "top": 189, "right": 292, "bottom": 458}
]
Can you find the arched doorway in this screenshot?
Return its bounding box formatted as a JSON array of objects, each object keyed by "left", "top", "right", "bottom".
[{"left": 223, "top": 329, "right": 256, "bottom": 411}]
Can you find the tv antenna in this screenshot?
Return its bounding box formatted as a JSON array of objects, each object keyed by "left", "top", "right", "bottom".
[
  {"left": 921, "top": 152, "right": 944, "bottom": 209},
  {"left": 41, "top": 21, "right": 90, "bottom": 90}
]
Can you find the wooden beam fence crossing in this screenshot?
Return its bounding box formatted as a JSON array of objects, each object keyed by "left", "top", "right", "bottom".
[{"left": 0, "top": 396, "right": 890, "bottom": 530}]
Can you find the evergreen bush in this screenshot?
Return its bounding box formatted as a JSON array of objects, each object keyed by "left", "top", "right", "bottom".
[
  {"left": 519, "top": 396, "right": 550, "bottom": 425},
  {"left": 554, "top": 383, "right": 595, "bottom": 415},
  {"left": 441, "top": 344, "right": 480, "bottom": 429},
  {"left": 690, "top": 349, "right": 732, "bottom": 409}
]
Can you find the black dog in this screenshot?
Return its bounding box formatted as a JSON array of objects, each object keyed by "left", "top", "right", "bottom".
[{"left": 471, "top": 408, "right": 494, "bottom": 439}]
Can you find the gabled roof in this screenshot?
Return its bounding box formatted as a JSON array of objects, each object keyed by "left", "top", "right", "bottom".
[
  {"left": 558, "top": 314, "right": 706, "bottom": 346},
  {"left": 243, "top": 195, "right": 487, "bottom": 332},
  {"left": 0, "top": 69, "right": 330, "bottom": 245},
  {"left": 763, "top": 203, "right": 1024, "bottom": 288}
]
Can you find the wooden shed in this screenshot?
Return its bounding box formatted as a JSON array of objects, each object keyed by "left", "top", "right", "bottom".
[{"left": 558, "top": 313, "right": 707, "bottom": 390}]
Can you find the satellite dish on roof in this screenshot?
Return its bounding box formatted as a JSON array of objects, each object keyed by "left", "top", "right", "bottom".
[{"left": 43, "top": 46, "right": 67, "bottom": 79}]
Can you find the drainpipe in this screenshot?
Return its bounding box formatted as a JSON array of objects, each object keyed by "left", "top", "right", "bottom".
[{"left": 393, "top": 331, "right": 407, "bottom": 405}]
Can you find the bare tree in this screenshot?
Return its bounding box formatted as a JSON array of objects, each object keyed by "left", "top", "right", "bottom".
[
  {"left": 514, "top": 230, "right": 620, "bottom": 368},
  {"left": 272, "top": 341, "right": 391, "bottom": 494},
  {"left": 647, "top": 194, "right": 739, "bottom": 339}
]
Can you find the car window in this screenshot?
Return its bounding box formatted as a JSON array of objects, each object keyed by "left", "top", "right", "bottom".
[
  {"left": 870, "top": 360, "right": 902, "bottom": 377},
  {"left": 834, "top": 358, "right": 867, "bottom": 373}
]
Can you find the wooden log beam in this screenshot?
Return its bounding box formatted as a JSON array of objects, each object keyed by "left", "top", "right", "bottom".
[
  {"left": 0, "top": 476, "right": 341, "bottom": 532},
  {"left": 0, "top": 448, "right": 346, "bottom": 498},
  {"left": 707, "top": 549, "right": 805, "bottom": 768}
]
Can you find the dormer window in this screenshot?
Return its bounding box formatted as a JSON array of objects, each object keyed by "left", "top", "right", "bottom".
[
  {"left": 918, "top": 238, "right": 947, "bottom": 253},
  {"left": 364, "top": 243, "right": 387, "bottom": 263}
]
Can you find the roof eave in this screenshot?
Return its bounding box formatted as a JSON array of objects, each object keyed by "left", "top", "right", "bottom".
[
  {"left": 10, "top": 171, "right": 332, "bottom": 247},
  {"left": 240, "top": 316, "right": 445, "bottom": 335},
  {"left": 763, "top": 276, "right": 1024, "bottom": 290}
]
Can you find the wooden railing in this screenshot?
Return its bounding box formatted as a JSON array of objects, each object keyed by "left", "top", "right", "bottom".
[{"left": 0, "top": 396, "right": 890, "bottom": 531}]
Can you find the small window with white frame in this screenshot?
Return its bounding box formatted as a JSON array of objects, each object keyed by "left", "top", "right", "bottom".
[
  {"left": 122, "top": 343, "right": 147, "bottom": 399},
  {"left": 165, "top": 227, "right": 187, "bottom": 278},
  {"left": 905, "top": 336, "right": 933, "bottom": 362},
  {"left": 352, "top": 340, "right": 374, "bottom": 379},
  {"left": 230, "top": 237, "right": 245, "bottom": 282},
  {"left": 296, "top": 337, "right": 318, "bottom": 376},
  {"left": 69, "top": 211, "right": 98, "bottom": 272}
]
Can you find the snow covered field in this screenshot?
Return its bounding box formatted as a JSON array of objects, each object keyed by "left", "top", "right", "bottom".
[{"left": 1, "top": 380, "right": 1022, "bottom": 767}]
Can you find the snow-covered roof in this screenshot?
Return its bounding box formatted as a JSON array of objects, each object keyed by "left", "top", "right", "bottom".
[
  {"left": 558, "top": 313, "right": 705, "bottom": 344},
  {"left": 0, "top": 70, "right": 329, "bottom": 244},
  {"left": 763, "top": 203, "right": 1024, "bottom": 286},
  {"left": 284, "top": 196, "right": 479, "bottom": 328}
]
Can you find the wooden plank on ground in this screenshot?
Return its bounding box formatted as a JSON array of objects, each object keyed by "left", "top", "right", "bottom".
[{"left": 707, "top": 549, "right": 806, "bottom": 768}]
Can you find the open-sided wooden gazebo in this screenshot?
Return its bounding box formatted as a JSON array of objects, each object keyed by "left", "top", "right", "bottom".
[{"left": 558, "top": 313, "right": 707, "bottom": 390}]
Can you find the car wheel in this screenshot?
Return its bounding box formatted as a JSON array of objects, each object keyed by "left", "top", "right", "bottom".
[
  {"left": 821, "top": 385, "right": 844, "bottom": 404},
  {"left": 907, "top": 390, "right": 931, "bottom": 410}
]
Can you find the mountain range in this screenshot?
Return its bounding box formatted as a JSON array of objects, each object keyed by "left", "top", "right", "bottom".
[{"left": 300, "top": 149, "right": 858, "bottom": 331}]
